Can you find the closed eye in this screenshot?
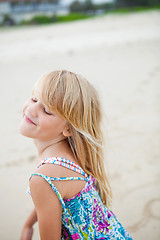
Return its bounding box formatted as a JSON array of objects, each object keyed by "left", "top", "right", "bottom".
[
  {"left": 31, "top": 97, "right": 53, "bottom": 115},
  {"left": 44, "top": 108, "right": 52, "bottom": 115},
  {"left": 31, "top": 97, "right": 37, "bottom": 102}
]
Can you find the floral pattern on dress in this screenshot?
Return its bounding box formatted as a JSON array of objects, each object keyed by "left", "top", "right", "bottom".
[{"left": 28, "top": 157, "right": 133, "bottom": 240}]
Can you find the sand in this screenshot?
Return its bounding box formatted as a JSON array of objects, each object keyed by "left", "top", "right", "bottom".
[{"left": 0, "top": 10, "right": 160, "bottom": 240}]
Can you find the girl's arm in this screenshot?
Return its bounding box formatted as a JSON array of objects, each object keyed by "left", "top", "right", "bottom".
[
  {"left": 20, "top": 208, "right": 37, "bottom": 240},
  {"left": 29, "top": 176, "right": 62, "bottom": 240}
]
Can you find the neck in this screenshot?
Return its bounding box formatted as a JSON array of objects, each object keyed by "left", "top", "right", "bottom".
[{"left": 33, "top": 138, "right": 70, "bottom": 164}]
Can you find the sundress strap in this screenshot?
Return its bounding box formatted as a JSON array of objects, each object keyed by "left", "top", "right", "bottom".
[
  {"left": 29, "top": 158, "right": 96, "bottom": 237},
  {"left": 36, "top": 157, "right": 88, "bottom": 177},
  {"left": 30, "top": 173, "right": 69, "bottom": 215},
  {"left": 29, "top": 157, "right": 90, "bottom": 217},
  {"left": 45, "top": 176, "right": 88, "bottom": 181},
  {"left": 29, "top": 172, "right": 92, "bottom": 231}
]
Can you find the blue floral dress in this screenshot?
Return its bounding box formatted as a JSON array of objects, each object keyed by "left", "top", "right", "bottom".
[{"left": 29, "top": 157, "right": 133, "bottom": 240}]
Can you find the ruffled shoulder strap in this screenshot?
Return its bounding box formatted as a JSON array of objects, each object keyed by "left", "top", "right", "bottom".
[{"left": 36, "top": 157, "right": 88, "bottom": 177}]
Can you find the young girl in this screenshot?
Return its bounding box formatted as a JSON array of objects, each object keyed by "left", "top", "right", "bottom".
[{"left": 19, "top": 70, "right": 132, "bottom": 240}]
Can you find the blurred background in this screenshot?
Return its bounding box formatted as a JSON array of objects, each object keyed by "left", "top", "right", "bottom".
[
  {"left": 0, "top": 0, "right": 160, "bottom": 239},
  {"left": 0, "top": 0, "right": 160, "bottom": 26}
]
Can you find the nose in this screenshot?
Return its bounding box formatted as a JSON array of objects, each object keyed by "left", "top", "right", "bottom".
[{"left": 26, "top": 101, "right": 40, "bottom": 118}]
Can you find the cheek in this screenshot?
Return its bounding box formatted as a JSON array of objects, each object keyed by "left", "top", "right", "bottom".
[
  {"left": 19, "top": 118, "right": 27, "bottom": 136},
  {"left": 22, "top": 106, "right": 26, "bottom": 116},
  {"left": 42, "top": 119, "right": 65, "bottom": 135},
  {"left": 22, "top": 100, "right": 29, "bottom": 115}
]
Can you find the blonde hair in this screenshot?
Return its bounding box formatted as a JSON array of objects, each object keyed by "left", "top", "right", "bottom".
[{"left": 33, "top": 70, "right": 112, "bottom": 207}]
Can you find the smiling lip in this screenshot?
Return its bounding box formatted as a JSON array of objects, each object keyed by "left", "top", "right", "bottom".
[{"left": 25, "top": 116, "right": 36, "bottom": 125}]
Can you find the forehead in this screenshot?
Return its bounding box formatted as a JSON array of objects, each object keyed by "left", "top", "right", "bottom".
[
  {"left": 32, "top": 82, "right": 59, "bottom": 114},
  {"left": 32, "top": 73, "right": 67, "bottom": 116},
  {"left": 32, "top": 86, "right": 48, "bottom": 107}
]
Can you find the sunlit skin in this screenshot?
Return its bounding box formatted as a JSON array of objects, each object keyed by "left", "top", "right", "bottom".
[
  {"left": 19, "top": 96, "right": 86, "bottom": 240},
  {"left": 19, "top": 96, "right": 73, "bottom": 163},
  {"left": 19, "top": 96, "right": 68, "bottom": 142}
]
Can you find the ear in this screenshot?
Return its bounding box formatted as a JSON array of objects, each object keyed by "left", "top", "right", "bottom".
[{"left": 63, "top": 126, "right": 72, "bottom": 137}]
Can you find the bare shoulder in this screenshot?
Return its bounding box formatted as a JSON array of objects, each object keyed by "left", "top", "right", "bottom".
[
  {"left": 29, "top": 172, "right": 62, "bottom": 240},
  {"left": 32, "top": 162, "right": 87, "bottom": 199},
  {"left": 29, "top": 174, "right": 60, "bottom": 201}
]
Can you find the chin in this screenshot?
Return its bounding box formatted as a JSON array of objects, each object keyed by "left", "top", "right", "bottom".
[
  {"left": 19, "top": 122, "right": 33, "bottom": 138},
  {"left": 19, "top": 128, "right": 32, "bottom": 138}
]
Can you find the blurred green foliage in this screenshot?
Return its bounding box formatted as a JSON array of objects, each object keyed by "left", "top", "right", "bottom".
[
  {"left": 1, "top": 0, "right": 160, "bottom": 27},
  {"left": 69, "top": 0, "right": 160, "bottom": 14},
  {"left": 2, "top": 14, "right": 15, "bottom": 26},
  {"left": 115, "top": 0, "right": 160, "bottom": 7},
  {"left": 70, "top": 0, "right": 111, "bottom": 13},
  {"left": 22, "top": 15, "right": 56, "bottom": 25},
  {"left": 56, "top": 13, "right": 91, "bottom": 22},
  {"left": 108, "top": 5, "right": 160, "bottom": 13},
  {"left": 70, "top": 1, "right": 86, "bottom": 12},
  {"left": 20, "top": 5, "right": 160, "bottom": 26},
  {"left": 20, "top": 13, "right": 93, "bottom": 25}
]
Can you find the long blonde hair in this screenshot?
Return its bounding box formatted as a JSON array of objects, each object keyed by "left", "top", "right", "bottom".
[{"left": 33, "top": 70, "right": 112, "bottom": 207}]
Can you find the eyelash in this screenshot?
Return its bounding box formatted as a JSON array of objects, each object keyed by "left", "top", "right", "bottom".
[
  {"left": 31, "top": 97, "right": 52, "bottom": 115},
  {"left": 31, "top": 97, "right": 37, "bottom": 102},
  {"left": 44, "top": 108, "right": 52, "bottom": 115}
]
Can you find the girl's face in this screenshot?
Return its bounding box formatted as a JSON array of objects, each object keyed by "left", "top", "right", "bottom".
[{"left": 19, "top": 96, "right": 68, "bottom": 142}]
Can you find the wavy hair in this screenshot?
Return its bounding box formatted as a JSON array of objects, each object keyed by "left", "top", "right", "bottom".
[{"left": 33, "top": 70, "right": 112, "bottom": 207}]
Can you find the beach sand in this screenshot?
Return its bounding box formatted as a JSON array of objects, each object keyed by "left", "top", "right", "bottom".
[{"left": 0, "top": 10, "right": 160, "bottom": 240}]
